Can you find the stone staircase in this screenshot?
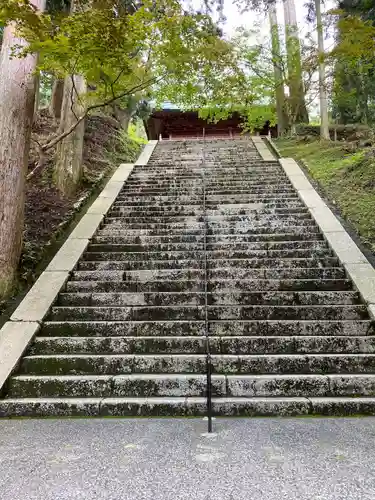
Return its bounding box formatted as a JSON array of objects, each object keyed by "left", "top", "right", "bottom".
[{"left": 1, "top": 137, "right": 375, "bottom": 417}]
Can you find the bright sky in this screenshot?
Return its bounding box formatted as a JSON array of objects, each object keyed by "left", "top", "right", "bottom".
[{"left": 190, "top": 0, "right": 336, "bottom": 41}]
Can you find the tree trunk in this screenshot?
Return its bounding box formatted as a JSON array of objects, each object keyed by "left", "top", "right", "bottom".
[
  {"left": 283, "top": 0, "right": 309, "bottom": 124},
  {"left": 34, "top": 72, "right": 40, "bottom": 120},
  {"left": 0, "top": 0, "right": 46, "bottom": 299},
  {"left": 269, "top": 3, "right": 289, "bottom": 136},
  {"left": 54, "top": 74, "right": 87, "bottom": 196},
  {"left": 315, "top": 0, "right": 330, "bottom": 140},
  {"left": 112, "top": 104, "right": 132, "bottom": 130},
  {"left": 49, "top": 78, "right": 64, "bottom": 121}
]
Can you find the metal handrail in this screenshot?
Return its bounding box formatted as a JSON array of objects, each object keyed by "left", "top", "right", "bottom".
[{"left": 201, "top": 132, "right": 213, "bottom": 433}]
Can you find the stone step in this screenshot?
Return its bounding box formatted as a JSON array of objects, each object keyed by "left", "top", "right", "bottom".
[
  {"left": 102, "top": 219, "right": 316, "bottom": 229},
  {"left": 70, "top": 267, "right": 347, "bottom": 281},
  {"left": 105, "top": 213, "right": 311, "bottom": 224},
  {"left": 97, "top": 227, "right": 320, "bottom": 238},
  {"left": 27, "top": 335, "right": 375, "bottom": 356},
  {"left": 86, "top": 239, "right": 328, "bottom": 253},
  {"left": 112, "top": 199, "right": 304, "bottom": 208},
  {"left": 116, "top": 188, "right": 297, "bottom": 198},
  {"left": 76, "top": 257, "right": 340, "bottom": 271},
  {"left": 58, "top": 291, "right": 360, "bottom": 307},
  {"left": 17, "top": 353, "right": 375, "bottom": 375},
  {"left": 109, "top": 204, "right": 307, "bottom": 215},
  {"left": 82, "top": 249, "right": 333, "bottom": 262},
  {"left": 122, "top": 179, "right": 291, "bottom": 188},
  {"left": 92, "top": 233, "right": 324, "bottom": 244},
  {"left": 8, "top": 373, "right": 375, "bottom": 400},
  {"left": 39, "top": 320, "right": 374, "bottom": 338},
  {"left": 48, "top": 304, "right": 367, "bottom": 322},
  {"left": 2, "top": 396, "right": 375, "bottom": 417}
]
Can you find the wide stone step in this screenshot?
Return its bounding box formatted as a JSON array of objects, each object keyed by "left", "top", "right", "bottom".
[
  {"left": 8, "top": 373, "right": 375, "bottom": 400},
  {"left": 102, "top": 219, "right": 316, "bottom": 229},
  {"left": 105, "top": 213, "right": 312, "bottom": 224},
  {"left": 2, "top": 396, "right": 375, "bottom": 417},
  {"left": 48, "top": 304, "right": 367, "bottom": 322},
  {"left": 85, "top": 240, "right": 329, "bottom": 254},
  {"left": 112, "top": 199, "right": 304, "bottom": 208},
  {"left": 39, "top": 320, "right": 374, "bottom": 338},
  {"left": 65, "top": 278, "right": 353, "bottom": 293},
  {"left": 28, "top": 335, "right": 375, "bottom": 356},
  {"left": 92, "top": 233, "right": 324, "bottom": 244},
  {"left": 17, "top": 353, "right": 375, "bottom": 375},
  {"left": 76, "top": 257, "right": 339, "bottom": 271},
  {"left": 82, "top": 248, "right": 333, "bottom": 262},
  {"left": 109, "top": 204, "right": 307, "bottom": 215},
  {"left": 70, "top": 267, "right": 347, "bottom": 281},
  {"left": 58, "top": 291, "right": 360, "bottom": 307}
]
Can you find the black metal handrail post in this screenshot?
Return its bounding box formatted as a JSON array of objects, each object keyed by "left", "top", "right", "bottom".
[{"left": 202, "top": 131, "right": 213, "bottom": 433}]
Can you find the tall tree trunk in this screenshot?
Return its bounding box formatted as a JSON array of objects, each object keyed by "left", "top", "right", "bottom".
[
  {"left": 34, "top": 72, "right": 40, "bottom": 120},
  {"left": 269, "top": 2, "right": 289, "bottom": 136},
  {"left": 315, "top": 0, "right": 330, "bottom": 140},
  {"left": 112, "top": 104, "right": 132, "bottom": 130},
  {"left": 0, "top": 0, "right": 46, "bottom": 299},
  {"left": 283, "top": 0, "right": 309, "bottom": 124},
  {"left": 49, "top": 78, "right": 64, "bottom": 120},
  {"left": 54, "top": 74, "right": 87, "bottom": 195}
]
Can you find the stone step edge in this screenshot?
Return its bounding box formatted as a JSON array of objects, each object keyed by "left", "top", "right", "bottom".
[{"left": 1, "top": 397, "right": 375, "bottom": 416}]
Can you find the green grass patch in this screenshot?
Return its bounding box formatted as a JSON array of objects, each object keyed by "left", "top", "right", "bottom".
[{"left": 276, "top": 137, "right": 375, "bottom": 252}]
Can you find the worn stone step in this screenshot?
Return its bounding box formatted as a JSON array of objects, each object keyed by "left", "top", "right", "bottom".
[
  {"left": 91, "top": 233, "right": 325, "bottom": 245},
  {"left": 76, "top": 257, "right": 339, "bottom": 271},
  {"left": 9, "top": 373, "right": 375, "bottom": 400},
  {"left": 86, "top": 240, "right": 328, "bottom": 254},
  {"left": 65, "top": 278, "right": 352, "bottom": 294},
  {"left": 105, "top": 213, "right": 311, "bottom": 224},
  {"left": 28, "top": 335, "right": 375, "bottom": 356},
  {"left": 82, "top": 249, "right": 333, "bottom": 262},
  {"left": 2, "top": 396, "right": 375, "bottom": 417},
  {"left": 102, "top": 218, "right": 316, "bottom": 229},
  {"left": 17, "top": 353, "right": 375, "bottom": 375},
  {"left": 6, "top": 374, "right": 226, "bottom": 398},
  {"left": 39, "top": 319, "right": 373, "bottom": 339},
  {"left": 48, "top": 304, "right": 367, "bottom": 322},
  {"left": 58, "top": 291, "right": 360, "bottom": 307},
  {"left": 112, "top": 199, "right": 304, "bottom": 208},
  {"left": 70, "top": 267, "right": 346, "bottom": 282},
  {"left": 110, "top": 205, "right": 307, "bottom": 216}
]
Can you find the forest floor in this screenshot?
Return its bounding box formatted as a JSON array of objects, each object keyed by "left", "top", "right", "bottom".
[
  {"left": 276, "top": 137, "right": 375, "bottom": 254},
  {"left": 0, "top": 110, "right": 142, "bottom": 318}
]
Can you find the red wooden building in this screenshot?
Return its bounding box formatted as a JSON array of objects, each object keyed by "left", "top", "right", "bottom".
[{"left": 144, "top": 109, "right": 277, "bottom": 140}]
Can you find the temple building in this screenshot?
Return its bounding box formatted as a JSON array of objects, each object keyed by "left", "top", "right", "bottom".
[{"left": 144, "top": 109, "right": 277, "bottom": 141}]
